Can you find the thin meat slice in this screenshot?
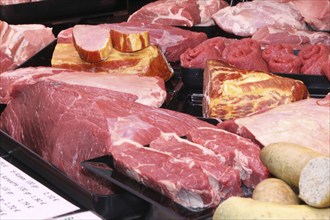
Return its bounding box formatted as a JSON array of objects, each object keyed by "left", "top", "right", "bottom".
[
  {"left": 111, "top": 139, "right": 219, "bottom": 209},
  {"left": 149, "top": 133, "right": 243, "bottom": 201},
  {"left": 186, "top": 127, "right": 269, "bottom": 193},
  {"left": 110, "top": 29, "right": 149, "bottom": 53},
  {"left": 222, "top": 38, "right": 269, "bottom": 72},
  {"left": 298, "top": 44, "right": 330, "bottom": 75},
  {"left": 72, "top": 25, "right": 112, "bottom": 63}
]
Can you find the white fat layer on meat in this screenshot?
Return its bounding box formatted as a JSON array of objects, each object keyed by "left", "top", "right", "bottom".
[
  {"left": 176, "top": 188, "right": 205, "bottom": 209},
  {"left": 234, "top": 149, "right": 252, "bottom": 181},
  {"left": 155, "top": 30, "right": 184, "bottom": 52}
]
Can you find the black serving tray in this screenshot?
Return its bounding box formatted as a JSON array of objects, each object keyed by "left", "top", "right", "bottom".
[
  {"left": 0, "top": 130, "right": 150, "bottom": 219},
  {"left": 0, "top": 0, "right": 127, "bottom": 25},
  {"left": 81, "top": 155, "right": 215, "bottom": 220}
]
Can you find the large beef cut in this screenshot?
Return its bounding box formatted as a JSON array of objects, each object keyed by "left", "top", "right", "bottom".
[
  {"left": 252, "top": 26, "right": 330, "bottom": 49},
  {"left": 149, "top": 133, "right": 243, "bottom": 200},
  {"left": 186, "top": 127, "right": 269, "bottom": 193},
  {"left": 211, "top": 0, "right": 307, "bottom": 37},
  {"left": 0, "top": 20, "right": 55, "bottom": 73},
  {"left": 127, "top": 0, "right": 201, "bottom": 27},
  {"left": 218, "top": 96, "right": 330, "bottom": 157},
  {"left": 0, "top": 67, "right": 167, "bottom": 107},
  {"left": 203, "top": 60, "right": 309, "bottom": 120},
  {"left": 57, "top": 22, "right": 207, "bottom": 62},
  {"left": 0, "top": 79, "right": 216, "bottom": 194}
]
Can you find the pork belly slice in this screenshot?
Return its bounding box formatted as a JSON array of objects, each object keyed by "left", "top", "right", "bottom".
[
  {"left": 186, "top": 127, "right": 269, "bottom": 192},
  {"left": 149, "top": 133, "right": 243, "bottom": 201},
  {"left": 0, "top": 67, "right": 167, "bottom": 107},
  {"left": 218, "top": 97, "right": 330, "bottom": 157},
  {"left": 110, "top": 29, "right": 149, "bottom": 53},
  {"left": 111, "top": 139, "right": 218, "bottom": 210},
  {"left": 72, "top": 25, "right": 112, "bottom": 63}
]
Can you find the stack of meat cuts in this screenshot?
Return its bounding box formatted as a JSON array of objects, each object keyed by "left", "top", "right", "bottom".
[
  {"left": 127, "top": 0, "right": 229, "bottom": 27},
  {"left": 0, "top": 67, "right": 269, "bottom": 209},
  {"left": 0, "top": 20, "right": 55, "bottom": 73}
]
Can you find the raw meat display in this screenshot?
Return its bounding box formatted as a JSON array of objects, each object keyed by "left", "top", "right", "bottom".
[
  {"left": 149, "top": 133, "right": 243, "bottom": 200},
  {"left": 186, "top": 127, "right": 269, "bottom": 191},
  {"left": 212, "top": 0, "right": 307, "bottom": 36},
  {"left": 252, "top": 26, "right": 330, "bottom": 49},
  {"left": 180, "top": 37, "right": 226, "bottom": 69},
  {"left": 197, "top": 0, "right": 229, "bottom": 26},
  {"left": 218, "top": 96, "right": 330, "bottom": 157},
  {"left": 262, "top": 44, "right": 301, "bottom": 74},
  {"left": 0, "top": 20, "right": 55, "bottom": 73},
  {"left": 203, "top": 60, "right": 309, "bottom": 120},
  {"left": 127, "top": 0, "right": 201, "bottom": 27},
  {"left": 0, "top": 67, "right": 167, "bottom": 107},
  {"left": 111, "top": 139, "right": 219, "bottom": 210},
  {"left": 110, "top": 29, "right": 149, "bottom": 53},
  {"left": 72, "top": 25, "right": 112, "bottom": 63},
  {"left": 287, "top": 0, "right": 330, "bottom": 31},
  {"left": 0, "top": 79, "right": 216, "bottom": 194},
  {"left": 298, "top": 44, "right": 330, "bottom": 75},
  {"left": 51, "top": 43, "right": 173, "bottom": 81},
  {"left": 222, "top": 38, "right": 269, "bottom": 72},
  {"left": 57, "top": 22, "right": 208, "bottom": 62}
]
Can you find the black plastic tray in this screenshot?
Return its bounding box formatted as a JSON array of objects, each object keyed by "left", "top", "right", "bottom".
[
  {"left": 181, "top": 67, "right": 330, "bottom": 98},
  {"left": 81, "top": 155, "right": 215, "bottom": 220},
  {"left": 0, "top": 130, "right": 150, "bottom": 219},
  {"left": 0, "top": 0, "right": 127, "bottom": 24}
]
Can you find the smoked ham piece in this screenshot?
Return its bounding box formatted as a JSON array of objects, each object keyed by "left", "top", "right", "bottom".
[
  {"left": 110, "top": 29, "right": 149, "bottom": 53},
  {"left": 51, "top": 43, "right": 173, "bottom": 81},
  {"left": 203, "top": 60, "right": 309, "bottom": 120},
  {"left": 72, "top": 25, "right": 112, "bottom": 63}
]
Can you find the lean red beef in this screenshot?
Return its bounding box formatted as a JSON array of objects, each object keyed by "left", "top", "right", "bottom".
[
  {"left": 180, "top": 37, "right": 226, "bottom": 69},
  {"left": 218, "top": 97, "right": 330, "bottom": 157},
  {"left": 222, "top": 38, "right": 269, "bottom": 72},
  {"left": 186, "top": 127, "right": 269, "bottom": 193},
  {"left": 149, "top": 133, "right": 243, "bottom": 200},
  {"left": 57, "top": 22, "right": 207, "bottom": 62},
  {"left": 211, "top": 0, "right": 306, "bottom": 37},
  {"left": 298, "top": 44, "right": 330, "bottom": 75},
  {"left": 0, "top": 80, "right": 216, "bottom": 194},
  {"left": 321, "top": 57, "right": 330, "bottom": 80},
  {"left": 127, "top": 0, "right": 201, "bottom": 27},
  {"left": 252, "top": 26, "right": 330, "bottom": 49},
  {"left": 0, "top": 67, "right": 167, "bottom": 107},
  {"left": 262, "top": 44, "right": 301, "bottom": 74},
  {"left": 0, "top": 20, "right": 55, "bottom": 73}
]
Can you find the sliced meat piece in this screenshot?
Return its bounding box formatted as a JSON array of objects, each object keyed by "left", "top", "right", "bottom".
[
  {"left": 186, "top": 127, "right": 269, "bottom": 192},
  {"left": 127, "top": 0, "right": 201, "bottom": 27},
  {"left": 218, "top": 97, "right": 330, "bottom": 157},
  {"left": 110, "top": 29, "right": 149, "bottom": 53},
  {"left": 149, "top": 133, "right": 243, "bottom": 201},
  {"left": 111, "top": 139, "right": 218, "bottom": 209},
  {"left": 222, "top": 38, "right": 269, "bottom": 72},
  {"left": 203, "top": 60, "right": 309, "bottom": 120},
  {"left": 0, "top": 67, "right": 167, "bottom": 107},
  {"left": 51, "top": 43, "right": 173, "bottom": 81},
  {"left": 212, "top": 0, "right": 306, "bottom": 37},
  {"left": 252, "top": 26, "right": 330, "bottom": 49},
  {"left": 180, "top": 36, "right": 225, "bottom": 69},
  {"left": 57, "top": 22, "right": 208, "bottom": 62},
  {"left": 298, "top": 44, "right": 330, "bottom": 75},
  {"left": 72, "top": 25, "right": 112, "bottom": 63}
]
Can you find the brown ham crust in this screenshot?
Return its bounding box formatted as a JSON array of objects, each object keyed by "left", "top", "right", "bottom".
[
  {"left": 110, "top": 29, "right": 150, "bottom": 53},
  {"left": 203, "top": 60, "right": 309, "bottom": 120},
  {"left": 222, "top": 38, "right": 269, "bottom": 72},
  {"left": 72, "top": 25, "right": 112, "bottom": 63}
]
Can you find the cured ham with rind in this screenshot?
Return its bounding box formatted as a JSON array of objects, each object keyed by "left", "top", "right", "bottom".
[
  {"left": 110, "top": 29, "right": 149, "bottom": 53},
  {"left": 203, "top": 60, "right": 309, "bottom": 120},
  {"left": 72, "top": 25, "right": 112, "bottom": 63}
]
